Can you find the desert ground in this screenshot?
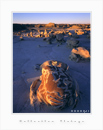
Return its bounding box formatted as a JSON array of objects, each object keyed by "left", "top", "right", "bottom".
[{"left": 13, "top": 23, "right": 90, "bottom": 113}]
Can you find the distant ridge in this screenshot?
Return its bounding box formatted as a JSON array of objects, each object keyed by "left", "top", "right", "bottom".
[
  {"left": 45, "top": 22, "right": 55, "bottom": 27},
  {"left": 69, "top": 25, "right": 81, "bottom": 29}
]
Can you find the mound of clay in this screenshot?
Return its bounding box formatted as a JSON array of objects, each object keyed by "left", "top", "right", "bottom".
[
  {"left": 69, "top": 47, "right": 90, "bottom": 62},
  {"left": 69, "top": 25, "right": 81, "bottom": 29},
  {"left": 66, "top": 38, "right": 79, "bottom": 48},
  {"left": 30, "top": 60, "right": 79, "bottom": 109},
  {"left": 45, "top": 22, "right": 55, "bottom": 27}
]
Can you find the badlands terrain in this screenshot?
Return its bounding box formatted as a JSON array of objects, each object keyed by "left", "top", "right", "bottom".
[{"left": 13, "top": 23, "right": 90, "bottom": 113}]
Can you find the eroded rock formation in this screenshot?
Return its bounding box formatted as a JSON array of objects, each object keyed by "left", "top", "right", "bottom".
[
  {"left": 45, "top": 22, "right": 55, "bottom": 27},
  {"left": 56, "top": 34, "right": 64, "bottom": 43},
  {"left": 66, "top": 38, "right": 79, "bottom": 48},
  {"left": 30, "top": 60, "right": 79, "bottom": 109},
  {"left": 69, "top": 47, "right": 90, "bottom": 62},
  {"left": 75, "top": 29, "right": 84, "bottom": 35}
]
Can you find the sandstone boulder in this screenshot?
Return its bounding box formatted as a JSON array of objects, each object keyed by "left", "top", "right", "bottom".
[
  {"left": 69, "top": 47, "right": 90, "bottom": 62},
  {"left": 72, "top": 47, "right": 90, "bottom": 58},
  {"left": 76, "top": 29, "right": 84, "bottom": 35},
  {"left": 30, "top": 60, "right": 79, "bottom": 109}
]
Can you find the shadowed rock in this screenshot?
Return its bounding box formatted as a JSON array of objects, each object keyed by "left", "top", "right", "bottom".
[
  {"left": 72, "top": 33, "right": 79, "bottom": 38},
  {"left": 66, "top": 38, "right": 79, "bottom": 48},
  {"left": 87, "top": 34, "right": 90, "bottom": 39},
  {"left": 56, "top": 34, "right": 64, "bottom": 43},
  {"left": 46, "top": 37, "right": 52, "bottom": 44},
  {"left": 49, "top": 33, "right": 56, "bottom": 39}
]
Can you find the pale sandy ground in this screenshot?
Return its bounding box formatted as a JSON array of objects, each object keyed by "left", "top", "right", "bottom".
[{"left": 13, "top": 33, "right": 90, "bottom": 113}]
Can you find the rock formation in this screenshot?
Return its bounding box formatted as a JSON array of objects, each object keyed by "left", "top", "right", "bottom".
[
  {"left": 20, "top": 36, "right": 24, "bottom": 40},
  {"left": 75, "top": 29, "right": 84, "bottom": 35},
  {"left": 45, "top": 22, "right": 55, "bottom": 27},
  {"left": 30, "top": 31, "right": 33, "bottom": 37},
  {"left": 46, "top": 37, "right": 52, "bottom": 44},
  {"left": 68, "top": 32, "right": 72, "bottom": 36},
  {"left": 44, "top": 29, "right": 49, "bottom": 37},
  {"left": 72, "top": 33, "right": 79, "bottom": 38},
  {"left": 69, "top": 47, "right": 90, "bottom": 62},
  {"left": 30, "top": 60, "right": 79, "bottom": 109},
  {"left": 56, "top": 34, "right": 64, "bottom": 42},
  {"left": 66, "top": 38, "right": 79, "bottom": 48}
]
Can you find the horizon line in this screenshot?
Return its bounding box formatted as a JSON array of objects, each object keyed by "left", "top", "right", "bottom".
[{"left": 13, "top": 22, "right": 90, "bottom": 24}]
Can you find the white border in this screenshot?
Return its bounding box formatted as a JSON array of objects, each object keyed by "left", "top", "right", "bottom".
[
  {"left": 0, "top": 0, "right": 103, "bottom": 130},
  {"left": 12, "top": 11, "right": 91, "bottom": 114}
]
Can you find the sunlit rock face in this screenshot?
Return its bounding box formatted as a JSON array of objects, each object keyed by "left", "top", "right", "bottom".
[
  {"left": 44, "top": 29, "right": 49, "bottom": 37},
  {"left": 68, "top": 32, "right": 72, "bottom": 36},
  {"left": 20, "top": 36, "right": 24, "bottom": 40},
  {"left": 30, "top": 31, "right": 33, "bottom": 37},
  {"left": 35, "top": 35, "right": 40, "bottom": 38},
  {"left": 69, "top": 47, "right": 90, "bottom": 62},
  {"left": 69, "top": 25, "right": 81, "bottom": 29},
  {"left": 45, "top": 22, "right": 55, "bottom": 27},
  {"left": 27, "top": 33, "right": 30, "bottom": 37},
  {"left": 72, "top": 47, "right": 90, "bottom": 58},
  {"left": 30, "top": 60, "right": 79, "bottom": 109},
  {"left": 76, "top": 29, "right": 84, "bottom": 35},
  {"left": 17, "top": 32, "right": 21, "bottom": 36}
]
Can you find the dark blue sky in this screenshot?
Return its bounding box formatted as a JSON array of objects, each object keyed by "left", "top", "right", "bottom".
[{"left": 13, "top": 13, "right": 90, "bottom": 24}]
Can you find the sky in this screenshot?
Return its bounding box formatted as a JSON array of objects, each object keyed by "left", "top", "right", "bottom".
[{"left": 13, "top": 13, "right": 90, "bottom": 24}]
